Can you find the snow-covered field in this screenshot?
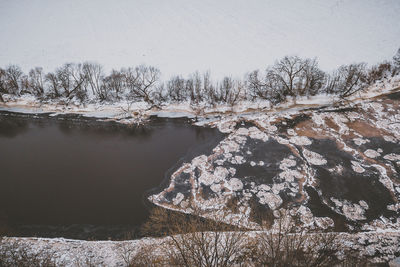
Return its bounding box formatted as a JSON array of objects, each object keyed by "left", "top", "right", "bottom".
[{"left": 1, "top": 0, "right": 399, "bottom": 79}]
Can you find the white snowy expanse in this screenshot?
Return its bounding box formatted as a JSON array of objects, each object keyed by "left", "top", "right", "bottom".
[{"left": 1, "top": 0, "right": 399, "bottom": 79}]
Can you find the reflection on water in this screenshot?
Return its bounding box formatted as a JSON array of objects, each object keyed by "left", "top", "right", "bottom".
[
  {"left": 0, "top": 111, "right": 224, "bottom": 240},
  {"left": 0, "top": 117, "right": 29, "bottom": 138}
]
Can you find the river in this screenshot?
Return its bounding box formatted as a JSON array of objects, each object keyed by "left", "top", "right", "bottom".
[{"left": 0, "top": 111, "right": 224, "bottom": 240}]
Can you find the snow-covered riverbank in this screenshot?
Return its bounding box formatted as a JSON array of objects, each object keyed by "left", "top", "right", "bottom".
[
  {"left": 0, "top": 74, "right": 398, "bottom": 124},
  {"left": 2, "top": 230, "right": 400, "bottom": 266}
]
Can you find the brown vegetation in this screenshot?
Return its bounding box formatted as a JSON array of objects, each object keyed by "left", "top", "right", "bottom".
[
  {"left": 114, "top": 207, "right": 373, "bottom": 267},
  {"left": 0, "top": 237, "right": 57, "bottom": 267},
  {"left": 0, "top": 207, "right": 377, "bottom": 266}
]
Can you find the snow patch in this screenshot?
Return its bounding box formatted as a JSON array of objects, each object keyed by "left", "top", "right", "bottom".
[
  {"left": 384, "top": 153, "right": 400, "bottom": 161},
  {"left": 351, "top": 161, "right": 365, "bottom": 173},
  {"left": 302, "top": 148, "right": 327, "bottom": 166},
  {"left": 364, "top": 149, "right": 381, "bottom": 159},
  {"left": 227, "top": 178, "right": 243, "bottom": 191},
  {"left": 289, "top": 135, "right": 312, "bottom": 146}
]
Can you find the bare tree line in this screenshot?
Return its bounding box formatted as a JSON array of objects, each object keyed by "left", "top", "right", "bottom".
[{"left": 0, "top": 48, "right": 399, "bottom": 105}]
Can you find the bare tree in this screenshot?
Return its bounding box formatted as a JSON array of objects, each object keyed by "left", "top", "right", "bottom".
[
  {"left": 123, "top": 65, "right": 160, "bottom": 105},
  {"left": 323, "top": 70, "right": 340, "bottom": 95},
  {"left": 217, "top": 77, "right": 233, "bottom": 103},
  {"left": 189, "top": 71, "right": 203, "bottom": 104},
  {"left": 165, "top": 72, "right": 240, "bottom": 106},
  {"left": 4, "top": 65, "right": 23, "bottom": 95},
  {"left": 202, "top": 71, "right": 218, "bottom": 105},
  {"left": 152, "top": 83, "right": 168, "bottom": 106},
  {"left": 296, "top": 58, "right": 326, "bottom": 96},
  {"left": 185, "top": 77, "right": 195, "bottom": 103},
  {"left": 83, "top": 62, "right": 106, "bottom": 100},
  {"left": 103, "top": 69, "right": 125, "bottom": 100},
  {"left": 366, "top": 61, "right": 394, "bottom": 85},
  {"left": 55, "top": 63, "right": 87, "bottom": 101},
  {"left": 323, "top": 63, "right": 366, "bottom": 98},
  {"left": 271, "top": 56, "right": 308, "bottom": 97},
  {"left": 19, "top": 74, "right": 30, "bottom": 95},
  {"left": 247, "top": 69, "right": 286, "bottom": 104},
  {"left": 28, "top": 67, "right": 45, "bottom": 96},
  {"left": 245, "top": 210, "right": 341, "bottom": 267},
  {"left": 269, "top": 56, "right": 326, "bottom": 99},
  {"left": 45, "top": 72, "right": 61, "bottom": 98},
  {"left": 247, "top": 56, "right": 325, "bottom": 104},
  {"left": 393, "top": 48, "right": 400, "bottom": 73},
  {"left": 115, "top": 242, "right": 164, "bottom": 267},
  {"left": 214, "top": 77, "right": 243, "bottom": 105},
  {"left": 167, "top": 75, "right": 187, "bottom": 102},
  {"left": 122, "top": 67, "right": 138, "bottom": 96},
  {"left": 0, "top": 68, "right": 6, "bottom": 102},
  {"left": 142, "top": 207, "right": 248, "bottom": 267},
  {"left": 70, "top": 63, "right": 89, "bottom": 101},
  {"left": 247, "top": 70, "right": 268, "bottom": 100},
  {"left": 335, "top": 63, "right": 367, "bottom": 98},
  {"left": 56, "top": 64, "right": 73, "bottom": 97}
]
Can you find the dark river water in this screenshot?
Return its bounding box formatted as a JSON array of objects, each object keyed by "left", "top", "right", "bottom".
[{"left": 0, "top": 111, "right": 224, "bottom": 240}]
